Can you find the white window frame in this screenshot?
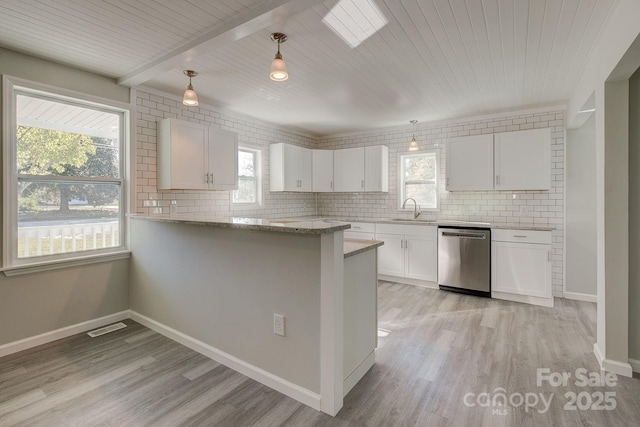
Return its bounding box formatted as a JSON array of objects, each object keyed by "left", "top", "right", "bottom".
[
  {"left": 2, "top": 76, "right": 132, "bottom": 274},
  {"left": 232, "top": 145, "right": 263, "bottom": 209},
  {"left": 398, "top": 150, "right": 439, "bottom": 212}
]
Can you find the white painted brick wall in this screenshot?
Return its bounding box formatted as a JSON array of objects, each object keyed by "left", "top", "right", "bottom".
[
  {"left": 135, "top": 90, "right": 317, "bottom": 219},
  {"left": 315, "top": 110, "right": 565, "bottom": 296}
]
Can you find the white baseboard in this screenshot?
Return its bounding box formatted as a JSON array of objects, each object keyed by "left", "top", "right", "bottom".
[
  {"left": 491, "top": 291, "right": 554, "bottom": 308},
  {"left": 343, "top": 350, "right": 375, "bottom": 397},
  {"left": 629, "top": 358, "right": 640, "bottom": 374},
  {"left": 593, "top": 343, "right": 633, "bottom": 377},
  {"left": 378, "top": 275, "right": 438, "bottom": 289},
  {"left": 129, "top": 310, "right": 321, "bottom": 411},
  {"left": 0, "top": 310, "right": 129, "bottom": 358},
  {"left": 564, "top": 292, "right": 597, "bottom": 303}
]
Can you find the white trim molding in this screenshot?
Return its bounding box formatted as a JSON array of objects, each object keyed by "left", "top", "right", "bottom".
[
  {"left": 564, "top": 292, "right": 597, "bottom": 303},
  {"left": 629, "top": 358, "right": 640, "bottom": 374},
  {"left": 0, "top": 311, "right": 129, "bottom": 358},
  {"left": 593, "top": 343, "right": 634, "bottom": 378},
  {"left": 129, "top": 311, "right": 321, "bottom": 411}
]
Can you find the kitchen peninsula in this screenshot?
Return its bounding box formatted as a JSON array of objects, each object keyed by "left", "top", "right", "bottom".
[{"left": 128, "top": 214, "right": 382, "bottom": 416}]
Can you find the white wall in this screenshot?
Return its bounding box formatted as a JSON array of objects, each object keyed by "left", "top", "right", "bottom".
[
  {"left": 565, "top": 114, "right": 597, "bottom": 299},
  {"left": 316, "top": 109, "right": 566, "bottom": 295},
  {"left": 0, "top": 47, "right": 130, "bottom": 346},
  {"left": 135, "top": 89, "right": 318, "bottom": 218}
]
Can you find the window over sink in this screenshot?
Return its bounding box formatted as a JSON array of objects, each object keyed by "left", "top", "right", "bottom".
[
  {"left": 399, "top": 151, "right": 438, "bottom": 211},
  {"left": 232, "top": 146, "right": 262, "bottom": 207}
]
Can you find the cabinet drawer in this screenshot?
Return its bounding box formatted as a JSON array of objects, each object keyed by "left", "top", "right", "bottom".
[
  {"left": 344, "top": 231, "right": 375, "bottom": 240},
  {"left": 375, "top": 223, "right": 436, "bottom": 237},
  {"left": 348, "top": 222, "right": 375, "bottom": 233},
  {"left": 492, "top": 229, "right": 551, "bottom": 245}
]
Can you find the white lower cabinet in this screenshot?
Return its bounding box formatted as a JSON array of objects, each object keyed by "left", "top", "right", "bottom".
[
  {"left": 491, "top": 229, "right": 553, "bottom": 307},
  {"left": 375, "top": 223, "right": 437, "bottom": 284}
]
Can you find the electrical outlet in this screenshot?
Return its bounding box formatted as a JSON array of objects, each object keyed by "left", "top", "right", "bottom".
[{"left": 274, "top": 313, "right": 285, "bottom": 337}]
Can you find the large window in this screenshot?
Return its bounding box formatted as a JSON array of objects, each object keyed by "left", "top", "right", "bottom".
[
  {"left": 232, "top": 147, "right": 262, "bottom": 206},
  {"left": 4, "top": 78, "right": 127, "bottom": 267},
  {"left": 399, "top": 151, "right": 438, "bottom": 210}
]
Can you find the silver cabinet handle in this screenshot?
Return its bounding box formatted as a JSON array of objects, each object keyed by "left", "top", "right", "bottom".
[
  {"left": 513, "top": 235, "right": 527, "bottom": 238},
  {"left": 401, "top": 240, "right": 403, "bottom": 249},
  {"left": 330, "top": 180, "right": 333, "bottom": 189},
  {"left": 496, "top": 175, "right": 500, "bottom": 185},
  {"left": 361, "top": 179, "right": 364, "bottom": 188},
  {"left": 446, "top": 177, "right": 450, "bottom": 186},
  {"left": 205, "top": 173, "right": 209, "bottom": 183},
  {"left": 405, "top": 239, "right": 408, "bottom": 249},
  {"left": 548, "top": 251, "right": 552, "bottom": 262}
]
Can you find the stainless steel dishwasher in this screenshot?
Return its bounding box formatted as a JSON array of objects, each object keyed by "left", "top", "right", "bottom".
[{"left": 438, "top": 227, "right": 491, "bottom": 297}]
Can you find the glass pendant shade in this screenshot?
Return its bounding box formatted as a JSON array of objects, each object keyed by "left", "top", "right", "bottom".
[
  {"left": 408, "top": 136, "right": 419, "bottom": 151},
  {"left": 183, "top": 85, "right": 198, "bottom": 106},
  {"left": 270, "top": 54, "right": 288, "bottom": 81}
]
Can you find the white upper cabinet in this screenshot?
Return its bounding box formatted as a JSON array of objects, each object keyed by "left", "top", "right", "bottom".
[
  {"left": 365, "top": 145, "right": 389, "bottom": 192},
  {"left": 446, "top": 134, "right": 494, "bottom": 191},
  {"left": 312, "top": 149, "right": 334, "bottom": 192},
  {"left": 334, "top": 146, "right": 389, "bottom": 193},
  {"left": 157, "top": 118, "right": 238, "bottom": 191},
  {"left": 334, "top": 147, "right": 365, "bottom": 192},
  {"left": 270, "top": 143, "right": 312, "bottom": 192},
  {"left": 446, "top": 129, "right": 552, "bottom": 191},
  {"left": 494, "top": 128, "right": 551, "bottom": 190}
]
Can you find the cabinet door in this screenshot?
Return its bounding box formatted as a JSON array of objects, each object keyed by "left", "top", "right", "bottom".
[
  {"left": 376, "top": 233, "right": 405, "bottom": 277},
  {"left": 208, "top": 128, "right": 238, "bottom": 190},
  {"left": 282, "top": 144, "right": 300, "bottom": 191},
  {"left": 334, "top": 147, "right": 365, "bottom": 192},
  {"left": 491, "top": 241, "right": 552, "bottom": 298},
  {"left": 494, "top": 128, "right": 551, "bottom": 190},
  {"left": 157, "top": 118, "right": 208, "bottom": 190},
  {"left": 312, "top": 150, "right": 334, "bottom": 192},
  {"left": 365, "top": 146, "right": 389, "bottom": 192},
  {"left": 298, "top": 147, "right": 313, "bottom": 192},
  {"left": 405, "top": 235, "right": 437, "bottom": 282},
  {"left": 446, "top": 134, "right": 494, "bottom": 191}
]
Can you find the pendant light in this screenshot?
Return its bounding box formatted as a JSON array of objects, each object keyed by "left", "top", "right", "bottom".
[
  {"left": 270, "top": 33, "right": 289, "bottom": 81},
  {"left": 182, "top": 70, "right": 199, "bottom": 106},
  {"left": 408, "top": 120, "right": 419, "bottom": 151}
]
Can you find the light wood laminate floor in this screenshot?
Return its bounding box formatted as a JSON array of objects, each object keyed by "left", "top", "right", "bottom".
[{"left": 1, "top": 282, "right": 639, "bottom": 426}]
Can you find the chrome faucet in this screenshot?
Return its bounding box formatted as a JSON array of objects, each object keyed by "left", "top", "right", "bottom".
[{"left": 402, "top": 198, "right": 421, "bottom": 219}]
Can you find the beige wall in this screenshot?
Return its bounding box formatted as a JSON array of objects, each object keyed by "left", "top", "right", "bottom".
[
  {"left": 629, "top": 67, "right": 640, "bottom": 362},
  {"left": 0, "top": 47, "right": 130, "bottom": 346},
  {"left": 129, "top": 218, "right": 322, "bottom": 392}
]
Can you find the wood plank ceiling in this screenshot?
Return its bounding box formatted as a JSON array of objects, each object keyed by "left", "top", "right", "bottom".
[{"left": 0, "top": 0, "right": 617, "bottom": 136}]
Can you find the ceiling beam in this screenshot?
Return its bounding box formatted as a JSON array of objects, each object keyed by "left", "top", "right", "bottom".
[{"left": 117, "top": 0, "right": 324, "bottom": 87}]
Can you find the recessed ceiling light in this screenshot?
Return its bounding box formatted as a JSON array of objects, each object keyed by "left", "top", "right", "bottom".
[{"left": 322, "top": 0, "right": 388, "bottom": 48}]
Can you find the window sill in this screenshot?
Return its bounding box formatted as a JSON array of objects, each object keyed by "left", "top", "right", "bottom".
[{"left": 1, "top": 250, "right": 131, "bottom": 277}]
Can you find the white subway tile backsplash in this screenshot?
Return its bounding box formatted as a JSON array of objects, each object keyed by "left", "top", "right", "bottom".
[{"left": 135, "top": 92, "right": 565, "bottom": 293}]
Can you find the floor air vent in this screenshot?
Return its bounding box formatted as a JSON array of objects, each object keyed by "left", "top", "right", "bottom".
[{"left": 87, "top": 322, "right": 127, "bottom": 337}]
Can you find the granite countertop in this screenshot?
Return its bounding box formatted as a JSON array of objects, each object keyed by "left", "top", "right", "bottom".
[
  {"left": 284, "top": 216, "right": 555, "bottom": 232},
  {"left": 343, "top": 238, "right": 384, "bottom": 258},
  {"left": 129, "top": 214, "right": 350, "bottom": 235}
]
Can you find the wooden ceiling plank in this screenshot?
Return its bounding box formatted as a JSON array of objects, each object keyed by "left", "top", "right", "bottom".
[{"left": 117, "top": 0, "right": 325, "bottom": 87}]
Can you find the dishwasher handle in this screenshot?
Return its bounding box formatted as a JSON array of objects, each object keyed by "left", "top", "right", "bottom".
[{"left": 441, "top": 231, "right": 487, "bottom": 240}]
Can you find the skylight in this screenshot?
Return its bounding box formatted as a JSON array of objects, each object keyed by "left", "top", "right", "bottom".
[{"left": 322, "top": 0, "right": 388, "bottom": 48}]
